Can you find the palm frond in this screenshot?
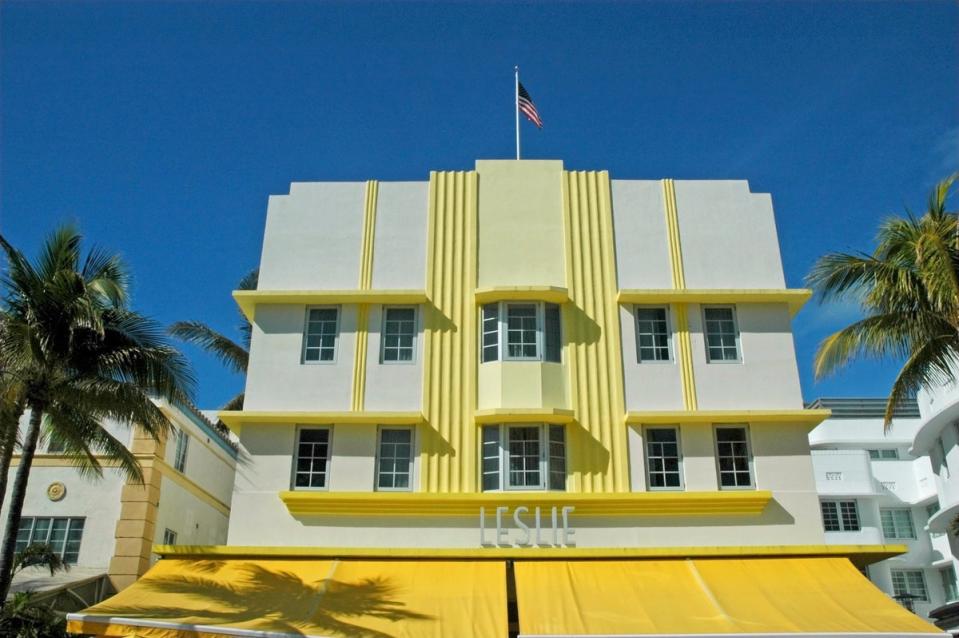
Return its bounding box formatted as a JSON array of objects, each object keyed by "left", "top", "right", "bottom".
[{"left": 169, "top": 321, "right": 248, "bottom": 374}]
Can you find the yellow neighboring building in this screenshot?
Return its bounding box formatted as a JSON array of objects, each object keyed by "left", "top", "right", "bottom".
[{"left": 67, "top": 160, "right": 942, "bottom": 637}]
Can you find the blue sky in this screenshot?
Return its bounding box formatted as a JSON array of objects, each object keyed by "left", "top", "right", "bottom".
[{"left": 2, "top": 1, "right": 957, "bottom": 409}]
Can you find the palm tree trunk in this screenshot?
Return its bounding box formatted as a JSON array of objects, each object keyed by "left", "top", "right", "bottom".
[
  {"left": 0, "top": 401, "right": 43, "bottom": 603},
  {"left": 0, "top": 402, "right": 24, "bottom": 518}
]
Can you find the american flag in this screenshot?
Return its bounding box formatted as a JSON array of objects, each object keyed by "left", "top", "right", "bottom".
[{"left": 518, "top": 82, "right": 543, "bottom": 129}]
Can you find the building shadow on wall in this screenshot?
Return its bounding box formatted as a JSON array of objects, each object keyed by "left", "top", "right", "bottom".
[
  {"left": 565, "top": 305, "right": 601, "bottom": 346},
  {"left": 90, "top": 561, "right": 432, "bottom": 638}
]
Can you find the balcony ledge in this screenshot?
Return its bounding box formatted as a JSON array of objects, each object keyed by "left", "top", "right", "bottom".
[
  {"left": 218, "top": 410, "right": 424, "bottom": 433},
  {"left": 233, "top": 289, "right": 429, "bottom": 321}
]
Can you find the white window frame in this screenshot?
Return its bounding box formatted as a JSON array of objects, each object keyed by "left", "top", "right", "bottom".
[
  {"left": 634, "top": 306, "right": 672, "bottom": 363},
  {"left": 375, "top": 426, "right": 414, "bottom": 491},
  {"left": 714, "top": 425, "right": 754, "bottom": 490},
  {"left": 891, "top": 569, "right": 929, "bottom": 602},
  {"left": 162, "top": 528, "right": 178, "bottom": 545},
  {"left": 302, "top": 306, "right": 340, "bottom": 364},
  {"left": 867, "top": 448, "right": 899, "bottom": 460},
  {"left": 702, "top": 305, "right": 741, "bottom": 363},
  {"left": 479, "top": 301, "right": 562, "bottom": 363},
  {"left": 820, "top": 499, "right": 861, "bottom": 532},
  {"left": 643, "top": 426, "right": 684, "bottom": 490},
  {"left": 15, "top": 517, "right": 85, "bottom": 564},
  {"left": 173, "top": 429, "right": 189, "bottom": 473},
  {"left": 480, "top": 424, "right": 567, "bottom": 492},
  {"left": 880, "top": 507, "right": 917, "bottom": 540},
  {"left": 291, "top": 426, "right": 333, "bottom": 491},
  {"left": 380, "top": 306, "right": 417, "bottom": 364}
]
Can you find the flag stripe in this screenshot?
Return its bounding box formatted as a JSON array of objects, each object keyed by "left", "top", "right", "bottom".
[{"left": 517, "top": 82, "right": 543, "bottom": 128}]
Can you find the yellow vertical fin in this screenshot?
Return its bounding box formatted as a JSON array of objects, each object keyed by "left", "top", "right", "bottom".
[
  {"left": 420, "top": 171, "right": 477, "bottom": 492},
  {"left": 662, "top": 179, "right": 697, "bottom": 410},
  {"left": 563, "top": 170, "right": 629, "bottom": 493},
  {"left": 350, "top": 180, "right": 379, "bottom": 412}
]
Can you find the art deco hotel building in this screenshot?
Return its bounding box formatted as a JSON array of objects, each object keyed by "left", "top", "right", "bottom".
[{"left": 68, "top": 161, "right": 942, "bottom": 637}]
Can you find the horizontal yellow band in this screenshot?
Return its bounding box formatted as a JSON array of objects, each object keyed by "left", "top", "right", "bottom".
[
  {"left": 278, "top": 490, "right": 772, "bottom": 517},
  {"left": 233, "top": 289, "right": 429, "bottom": 321},
  {"left": 625, "top": 409, "right": 831, "bottom": 426},
  {"left": 218, "top": 410, "right": 424, "bottom": 433},
  {"left": 152, "top": 543, "right": 907, "bottom": 567},
  {"left": 617, "top": 288, "right": 812, "bottom": 316},
  {"left": 474, "top": 285, "right": 570, "bottom": 304},
  {"left": 474, "top": 408, "right": 575, "bottom": 424}
]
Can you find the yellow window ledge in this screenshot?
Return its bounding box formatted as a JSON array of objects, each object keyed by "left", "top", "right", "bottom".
[
  {"left": 625, "top": 409, "right": 831, "bottom": 426},
  {"left": 278, "top": 490, "right": 772, "bottom": 517},
  {"left": 617, "top": 288, "right": 812, "bottom": 316},
  {"left": 233, "top": 289, "right": 430, "bottom": 321},
  {"left": 218, "top": 410, "right": 424, "bottom": 433},
  {"left": 474, "top": 285, "right": 570, "bottom": 304},
  {"left": 474, "top": 408, "right": 575, "bottom": 424},
  {"left": 153, "top": 542, "right": 907, "bottom": 567}
]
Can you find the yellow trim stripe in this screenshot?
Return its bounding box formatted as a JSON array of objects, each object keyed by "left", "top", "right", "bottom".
[
  {"left": 563, "top": 170, "right": 628, "bottom": 493},
  {"left": 278, "top": 489, "right": 771, "bottom": 517},
  {"left": 625, "top": 408, "right": 831, "bottom": 425},
  {"left": 153, "top": 543, "right": 908, "bottom": 566},
  {"left": 618, "top": 288, "right": 812, "bottom": 317},
  {"left": 350, "top": 180, "right": 379, "bottom": 412},
  {"left": 232, "top": 289, "right": 428, "bottom": 321},
  {"left": 675, "top": 304, "right": 698, "bottom": 410},
  {"left": 421, "top": 170, "right": 478, "bottom": 492}
]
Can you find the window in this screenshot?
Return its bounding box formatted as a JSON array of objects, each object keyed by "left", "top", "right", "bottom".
[
  {"left": 820, "top": 500, "right": 860, "bottom": 531},
  {"left": 644, "top": 427, "right": 683, "bottom": 489},
  {"left": 162, "top": 528, "right": 178, "bottom": 545},
  {"left": 382, "top": 307, "right": 416, "bottom": 363},
  {"left": 481, "top": 424, "right": 566, "bottom": 491},
  {"left": 480, "top": 302, "right": 562, "bottom": 363},
  {"left": 942, "top": 567, "right": 959, "bottom": 603},
  {"left": 881, "top": 508, "right": 916, "bottom": 539},
  {"left": 635, "top": 307, "right": 671, "bottom": 362},
  {"left": 376, "top": 427, "right": 413, "bottom": 490},
  {"left": 927, "top": 502, "right": 941, "bottom": 518},
  {"left": 891, "top": 569, "right": 928, "bottom": 602},
  {"left": 293, "top": 428, "right": 331, "bottom": 489},
  {"left": 715, "top": 426, "right": 753, "bottom": 489},
  {"left": 15, "top": 517, "right": 84, "bottom": 564},
  {"left": 703, "top": 306, "right": 740, "bottom": 362},
  {"left": 938, "top": 436, "right": 951, "bottom": 477},
  {"left": 173, "top": 429, "right": 189, "bottom": 473},
  {"left": 867, "top": 449, "right": 899, "bottom": 460},
  {"left": 303, "top": 307, "right": 338, "bottom": 363}
]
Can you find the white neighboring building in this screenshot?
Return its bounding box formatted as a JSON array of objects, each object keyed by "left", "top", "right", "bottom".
[
  {"left": 1, "top": 400, "right": 238, "bottom": 610},
  {"left": 809, "top": 397, "right": 959, "bottom": 625}
]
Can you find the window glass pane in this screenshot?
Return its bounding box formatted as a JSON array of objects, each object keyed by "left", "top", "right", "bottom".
[
  {"left": 304, "top": 307, "right": 338, "bottom": 362},
  {"left": 942, "top": 567, "right": 958, "bottom": 603},
  {"left": 481, "top": 304, "right": 499, "bottom": 362},
  {"left": 15, "top": 518, "right": 34, "bottom": 555},
  {"left": 383, "top": 308, "right": 416, "bottom": 363},
  {"left": 716, "top": 427, "right": 752, "bottom": 488},
  {"left": 293, "top": 428, "right": 330, "bottom": 489},
  {"left": 377, "top": 428, "right": 413, "bottom": 490},
  {"left": 174, "top": 429, "right": 189, "bottom": 472},
  {"left": 892, "top": 570, "right": 929, "bottom": 602},
  {"left": 821, "top": 501, "right": 840, "bottom": 531},
  {"left": 636, "top": 308, "right": 670, "bottom": 362},
  {"left": 507, "top": 426, "right": 541, "bottom": 488},
  {"left": 548, "top": 425, "right": 566, "bottom": 491},
  {"left": 544, "top": 304, "right": 562, "bottom": 363},
  {"left": 482, "top": 426, "right": 501, "bottom": 491},
  {"left": 881, "top": 508, "right": 916, "bottom": 539},
  {"left": 646, "top": 428, "right": 682, "bottom": 489},
  {"left": 839, "top": 501, "right": 860, "bottom": 530},
  {"left": 506, "top": 305, "right": 539, "bottom": 360},
  {"left": 703, "top": 307, "right": 739, "bottom": 361}
]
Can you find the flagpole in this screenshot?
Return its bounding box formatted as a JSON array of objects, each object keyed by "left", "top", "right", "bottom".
[{"left": 515, "top": 66, "right": 520, "bottom": 160}]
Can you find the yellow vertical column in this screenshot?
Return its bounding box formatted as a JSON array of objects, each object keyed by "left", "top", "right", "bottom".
[
  {"left": 420, "top": 171, "right": 477, "bottom": 493},
  {"left": 662, "top": 179, "right": 697, "bottom": 410},
  {"left": 351, "top": 180, "right": 378, "bottom": 412},
  {"left": 563, "top": 170, "right": 629, "bottom": 493}
]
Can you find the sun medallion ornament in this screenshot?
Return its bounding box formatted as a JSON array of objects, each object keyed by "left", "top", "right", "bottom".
[{"left": 46, "top": 482, "right": 66, "bottom": 502}]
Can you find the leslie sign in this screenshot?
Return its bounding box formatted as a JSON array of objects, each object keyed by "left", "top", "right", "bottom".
[{"left": 479, "top": 505, "right": 575, "bottom": 547}]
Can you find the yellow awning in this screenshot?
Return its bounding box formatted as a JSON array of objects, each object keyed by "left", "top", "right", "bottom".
[
  {"left": 67, "top": 558, "right": 506, "bottom": 638},
  {"left": 515, "top": 557, "right": 943, "bottom": 635}
]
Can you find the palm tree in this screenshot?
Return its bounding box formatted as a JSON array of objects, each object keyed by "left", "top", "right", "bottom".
[
  {"left": 0, "top": 226, "right": 194, "bottom": 602},
  {"left": 807, "top": 174, "right": 958, "bottom": 425},
  {"left": 169, "top": 268, "right": 256, "bottom": 413}
]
